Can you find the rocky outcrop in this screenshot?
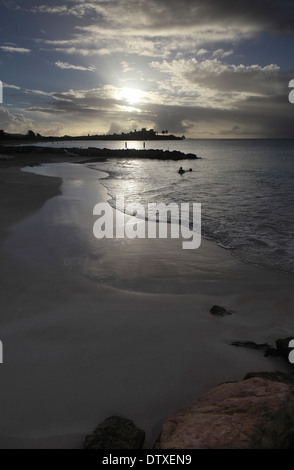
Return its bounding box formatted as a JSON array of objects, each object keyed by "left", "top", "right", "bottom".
[
  {"left": 83, "top": 416, "right": 145, "bottom": 450},
  {"left": 265, "top": 337, "right": 294, "bottom": 360},
  {"left": 230, "top": 337, "right": 294, "bottom": 363},
  {"left": 155, "top": 376, "right": 294, "bottom": 449},
  {"left": 231, "top": 341, "right": 270, "bottom": 351},
  {"left": 210, "top": 305, "right": 233, "bottom": 317}
]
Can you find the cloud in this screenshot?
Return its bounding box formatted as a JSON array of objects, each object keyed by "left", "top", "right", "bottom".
[
  {"left": 3, "top": 76, "right": 291, "bottom": 139},
  {"left": 121, "top": 61, "right": 135, "bottom": 73},
  {"left": 0, "top": 46, "right": 31, "bottom": 53},
  {"left": 27, "top": 85, "right": 124, "bottom": 116},
  {"left": 0, "top": 104, "right": 67, "bottom": 136},
  {"left": 30, "top": 2, "right": 97, "bottom": 17},
  {"left": 3, "top": 0, "right": 294, "bottom": 68},
  {"left": 38, "top": 34, "right": 171, "bottom": 58},
  {"left": 0, "top": 107, "right": 34, "bottom": 133},
  {"left": 55, "top": 60, "right": 96, "bottom": 71},
  {"left": 142, "top": 93, "right": 294, "bottom": 138},
  {"left": 211, "top": 49, "right": 234, "bottom": 59},
  {"left": 31, "top": 0, "right": 294, "bottom": 61},
  {"left": 150, "top": 58, "right": 287, "bottom": 102},
  {"left": 30, "top": 0, "right": 294, "bottom": 36},
  {"left": 24, "top": 89, "right": 53, "bottom": 96},
  {"left": 3, "top": 83, "right": 21, "bottom": 90},
  {"left": 197, "top": 49, "right": 209, "bottom": 56}
]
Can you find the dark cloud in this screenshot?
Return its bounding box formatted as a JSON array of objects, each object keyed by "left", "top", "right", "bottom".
[
  {"left": 20, "top": 82, "right": 294, "bottom": 138},
  {"left": 141, "top": 89, "right": 294, "bottom": 138},
  {"left": 29, "top": 0, "right": 294, "bottom": 35},
  {"left": 140, "top": 0, "right": 294, "bottom": 35}
]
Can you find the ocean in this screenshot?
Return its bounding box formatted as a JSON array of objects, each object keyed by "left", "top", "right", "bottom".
[{"left": 36, "top": 139, "right": 294, "bottom": 274}]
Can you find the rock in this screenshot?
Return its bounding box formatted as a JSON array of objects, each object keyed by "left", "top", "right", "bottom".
[
  {"left": 231, "top": 341, "right": 270, "bottom": 351},
  {"left": 276, "top": 337, "right": 293, "bottom": 359},
  {"left": 83, "top": 416, "right": 145, "bottom": 450},
  {"left": 264, "top": 337, "right": 294, "bottom": 360},
  {"left": 187, "top": 153, "right": 198, "bottom": 159},
  {"left": 154, "top": 377, "right": 294, "bottom": 449},
  {"left": 264, "top": 347, "right": 281, "bottom": 357},
  {"left": 231, "top": 337, "right": 294, "bottom": 362},
  {"left": 210, "top": 305, "right": 233, "bottom": 317},
  {"left": 244, "top": 371, "right": 294, "bottom": 385}
]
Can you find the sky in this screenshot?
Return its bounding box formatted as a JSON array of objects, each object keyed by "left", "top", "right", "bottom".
[{"left": 0, "top": 0, "right": 294, "bottom": 138}]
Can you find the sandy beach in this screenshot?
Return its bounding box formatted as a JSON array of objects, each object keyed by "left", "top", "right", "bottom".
[{"left": 0, "top": 160, "right": 293, "bottom": 449}]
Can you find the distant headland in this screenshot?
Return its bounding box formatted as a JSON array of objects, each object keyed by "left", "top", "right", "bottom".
[{"left": 0, "top": 128, "right": 184, "bottom": 143}]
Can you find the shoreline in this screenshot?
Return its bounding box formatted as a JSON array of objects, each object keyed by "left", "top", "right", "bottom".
[
  {"left": 0, "top": 160, "right": 293, "bottom": 449},
  {"left": 0, "top": 167, "right": 62, "bottom": 242}
]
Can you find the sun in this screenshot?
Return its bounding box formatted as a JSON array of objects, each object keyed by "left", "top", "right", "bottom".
[{"left": 119, "top": 87, "right": 143, "bottom": 105}]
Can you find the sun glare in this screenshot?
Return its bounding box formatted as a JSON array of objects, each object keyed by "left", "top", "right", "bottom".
[{"left": 119, "top": 87, "right": 143, "bottom": 105}]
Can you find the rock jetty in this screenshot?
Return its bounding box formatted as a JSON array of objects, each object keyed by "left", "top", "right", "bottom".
[{"left": 0, "top": 145, "right": 199, "bottom": 167}]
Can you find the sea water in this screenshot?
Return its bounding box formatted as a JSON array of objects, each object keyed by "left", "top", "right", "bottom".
[{"left": 34, "top": 139, "right": 294, "bottom": 274}]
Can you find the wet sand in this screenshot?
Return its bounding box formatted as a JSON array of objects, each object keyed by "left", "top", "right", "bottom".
[
  {"left": 0, "top": 162, "right": 293, "bottom": 449},
  {"left": 0, "top": 167, "right": 62, "bottom": 240}
]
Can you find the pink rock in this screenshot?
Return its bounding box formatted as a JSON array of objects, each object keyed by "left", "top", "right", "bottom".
[{"left": 155, "top": 377, "right": 294, "bottom": 449}]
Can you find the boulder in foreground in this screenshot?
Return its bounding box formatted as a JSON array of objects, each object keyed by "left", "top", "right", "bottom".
[
  {"left": 155, "top": 377, "right": 294, "bottom": 449},
  {"left": 83, "top": 416, "right": 145, "bottom": 449}
]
